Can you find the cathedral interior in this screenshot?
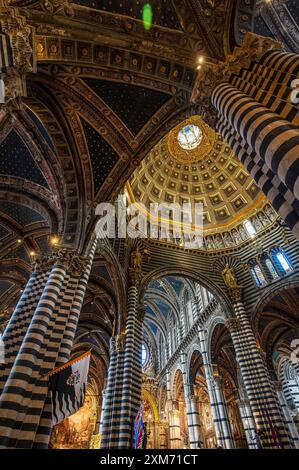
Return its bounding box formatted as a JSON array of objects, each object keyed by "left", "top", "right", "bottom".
[{"left": 0, "top": 0, "right": 299, "bottom": 450}]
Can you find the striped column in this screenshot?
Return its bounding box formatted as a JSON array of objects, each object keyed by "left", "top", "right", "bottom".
[
  {"left": 101, "top": 273, "right": 144, "bottom": 448},
  {"left": 275, "top": 382, "right": 299, "bottom": 449},
  {"left": 237, "top": 399, "right": 259, "bottom": 449},
  {"left": 210, "top": 49, "right": 299, "bottom": 239},
  {"left": 0, "top": 242, "right": 98, "bottom": 449},
  {"left": 0, "top": 262, "right": 67, "bottom": 448},
  {"left": 180, "top": 352, "right": 202, "bottom": 448},
  {"left": 227, "top": 297, "right": 292, "bottom": 448},
  {"left": 118, "top": 284, "right": 143, "bottom": 448},
  {"left": 0, "top": 271, "right": 49, "bottom": 394},
  {"left": 33, "top": 239, "right": 98, "bottom": 447},
  {"left": 198, "top": 328, "right": 235, "bottom": 449},
  {"left": 212, "top": 83, "right": 299, "bottom": 199},
  {"left": 100, "top": 333, "right": 125, "bottom": 447},
  {"left": 212, "top": 377, "right": 235, "bottom": 449},
  {"left": 166, "top": 370, "right": 181, "bottom": 449}
]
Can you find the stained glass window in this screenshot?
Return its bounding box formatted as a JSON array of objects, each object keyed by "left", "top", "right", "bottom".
[
  {"left": 265, "top": 258, "right": 279, "bottom": 280},
  {"left": 178, "top": 124, "right": 202, "bottom": 150},
  {"left": 276, "top": 252, "right": 292, "bottom": 273},
  {"left": 141, "top": 342, "right": 149, "bottom": 367},
  {"left": 251, "top": 265, "right": 267, "bottom": 287}
]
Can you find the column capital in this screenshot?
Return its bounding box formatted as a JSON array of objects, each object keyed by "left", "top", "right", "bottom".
[
  {"left": 136, "top": 303, "right": 146, "bottom": 322},
  {"left": 192, "top": 32, "right": 281, "bottom": 104},
  {"left": 225, "top": 317, "right": 242, "bottom": 332},
  {"left": 227, "top": 287, "right": 243, "bottom": 303},
  {"left": 0, "top": 6, "right": 36, "bottom": 109},
  {"left": 33, "top": 248, "right": 87, "bottom": 275},
  {"left": 110, "top": 332, "right": 126, "bottom": 353}
]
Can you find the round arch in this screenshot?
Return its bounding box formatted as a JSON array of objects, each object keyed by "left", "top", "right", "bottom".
[
  {"left": 142, "top": 389, "right": 159, "bottom": 424},
  {"left": 139, "top": 267, "right": 233, "bottom": 315}
]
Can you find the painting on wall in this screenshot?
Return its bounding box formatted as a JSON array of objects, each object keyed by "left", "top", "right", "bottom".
[{"left": 50, "top": 387, "right": 98, "bottom": 449}]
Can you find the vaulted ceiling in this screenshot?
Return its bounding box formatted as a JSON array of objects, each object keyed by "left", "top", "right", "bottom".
[{"left": 0, "top": 0, "right": 258, "bottom": 317}]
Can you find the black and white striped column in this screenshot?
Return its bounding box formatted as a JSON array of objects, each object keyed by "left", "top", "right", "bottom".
[
  {"left": 101, "top": 273, "right": 144, "bottom": 448},
  {"left": 237, "top": 399, "right": 259, "bottom": 449},
  {"left": 180, "top": 352, "right": 202, "bottom": 449},
  {"left": 166, "top": 370, "right": 181, "bottom": 449},
  {"left": 227, "top": 299, "right": 292, "bottom": 448},
  {"left": 100, "top": 334, "right": 125, "bottom": 448},
  {"left": 0, "top": 241, "right": 99, "bottom": 448},
  {"left": 210, "top": 49, "right": 299, "bottom": 239},
  {"left": 198, "top": 328, "right": 235, "bottom": 449},
  {"left": 274, "top": 381, "right": 299, "bottom": 449}
]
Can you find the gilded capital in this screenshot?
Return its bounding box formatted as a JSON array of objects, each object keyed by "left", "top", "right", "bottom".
[
  {"left": 0, "top": 7, "right": 36, "bottom": 107},
  {"left": 110, "top": 332, "right": 126, "bottom": 353},
  {"left": 33, "top": 249, "right": 87, "bottom": 275},
  {"left": 225, "top": 317, "right": 242, "bottom": 332},
  {"left": 192, "top": 32, "right": 281, "bottom": 104}
]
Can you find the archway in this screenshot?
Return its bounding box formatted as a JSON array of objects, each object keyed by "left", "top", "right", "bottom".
[
  {"left": 189, "top": 350, "right": 217, "bottom": 448},
  {"left": 210, "top": 323, "right": 247, "bottom": 448}
]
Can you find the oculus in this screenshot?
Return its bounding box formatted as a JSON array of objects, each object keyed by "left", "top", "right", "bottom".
[
  {"left": 178, "top": 124, "right": 202, "bottom": 150},
  {"left": 167, "top": 116, "right": 216, "bottom": 164}
]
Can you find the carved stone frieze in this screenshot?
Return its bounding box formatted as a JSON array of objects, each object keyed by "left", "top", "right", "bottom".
[
  {"left": 192, "top": 32, "right": 281, "bottom": 104},
  {"left": 40, "top": 0, "right": 75, "bottom": 16},
  {"left": 227, "top": 287, "right": 243, "bottom": 303},
  {"left": 0, "top": 7, "right": 36, "bottom": 107},
  {"left": 33, "top": 248, "right": 87, "bottom": 275}
]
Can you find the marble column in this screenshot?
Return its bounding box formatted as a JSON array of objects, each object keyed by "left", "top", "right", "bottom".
[
  {"left": 226, "top": 288, "right": 292, "bottom": 449},
  {"left": 198, "top": 328, "right": 235, "bottom": 449},
  {"left": 180, "top": 352, "right": 202, "bottom": 448},
  {"left": 101, "top": 256, "right": 144, "bottom": 448},
  {"left": 0, "top": 244, "right": 96, "bottom": 448}
]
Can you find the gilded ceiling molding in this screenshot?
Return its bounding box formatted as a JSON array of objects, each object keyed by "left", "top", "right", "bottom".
[
  {"left": 34, "top": 36, "right": 197, "bottom": 92},
  {"left": 29, "top": 4, "right": 204, "bottom": 64}
]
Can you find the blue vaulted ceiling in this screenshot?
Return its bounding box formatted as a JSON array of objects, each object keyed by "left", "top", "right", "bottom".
[
  {"left": 74, "top": 0, "right": 182, "bottom": 30},
  {"left": 0, "top": 224, "right": 8, "bottom": 240},
  {"left": 80, "top": 118, "right": 119, "bottom": 194},
  {"left": 0, "top": 201, "right": 45, "bottom": 226},
  {"left": 0, "top": 280, "right": 12, "bottom": 297},
  {"left": 83, "top": 79, "right": 170, "bottom": 135},
  {"left": 8, "top": 246, "right": 30, "bottom": 264},
  {"left": 0, "top": 130, "right": 49, "bottom": 189}
]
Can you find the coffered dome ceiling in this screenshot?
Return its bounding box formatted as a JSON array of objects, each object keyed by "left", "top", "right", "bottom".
[{"left": 128, "top": 116, "right": 267, "bottom": 236}]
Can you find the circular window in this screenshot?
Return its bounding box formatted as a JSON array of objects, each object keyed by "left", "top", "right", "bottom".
[
  {"left": 141, "top": 342, "right": 149, "bottom": 367},
  {"left": 178, "top": 124, "right": 202, "bottom": 150}
]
